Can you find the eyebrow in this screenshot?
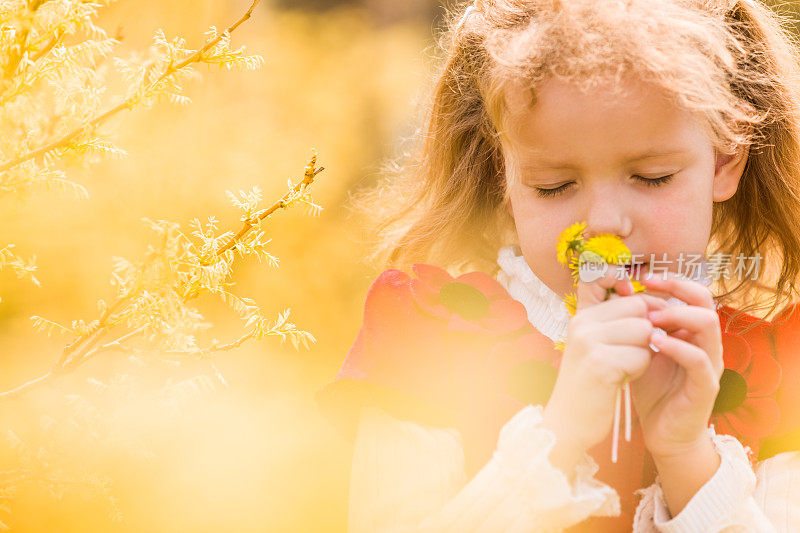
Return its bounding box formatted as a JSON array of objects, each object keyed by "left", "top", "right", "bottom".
[{"left": 520, "top": 150, "right": 687, "bottom": 170}]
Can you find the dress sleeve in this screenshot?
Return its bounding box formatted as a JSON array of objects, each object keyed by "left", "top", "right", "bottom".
[
  {"left": 752, "top": 450, "right": 800, "bottom": 532},
  {"left": 347, "top": 402, "right": 620, "bottom": 533},
  {"left": 632, "top": 427, "right": 790, "bottom": 532}
]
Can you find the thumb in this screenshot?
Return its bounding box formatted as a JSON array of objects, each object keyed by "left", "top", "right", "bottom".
[{"left": 575, "top": 263, "right": 634, "bottom": 312}]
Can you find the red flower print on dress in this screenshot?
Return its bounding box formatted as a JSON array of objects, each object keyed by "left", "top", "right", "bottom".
[
  {"left": 766, "top": 302, "right": 800, "bottom": 437},
  {"left": 486, "top": 331, "right": 562, "bottom": 407},
  {"left": 316, "top": 264, "right": 536, "bottom": 445},
  {"left": 711, "top": 328, "right": 781, "bottom": 455},
  {"left": 408, "top": 264, "right": 529, "bottom": 334},
  {"left": 409, "top": 264, "right": 565, "bottom": 411}
]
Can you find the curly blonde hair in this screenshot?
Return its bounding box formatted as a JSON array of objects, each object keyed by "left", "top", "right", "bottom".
[{"left": 350, "top": 0, "right": 800, "bottom": 323}]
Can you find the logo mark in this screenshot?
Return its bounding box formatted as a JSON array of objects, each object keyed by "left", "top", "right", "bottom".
[{"left": 577, "top": 250, "right": 608, "bottom": 283}]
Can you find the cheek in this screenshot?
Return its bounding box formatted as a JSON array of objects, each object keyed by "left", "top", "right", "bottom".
[
  {"left": 509, "top": 195, "right": 574, "bottom": 248},
  {"left": 642, "top": 187, "right": 713, "bottom": 251},
  {"left": 509, "top": 198, "right": 579, "bottom": 293}
]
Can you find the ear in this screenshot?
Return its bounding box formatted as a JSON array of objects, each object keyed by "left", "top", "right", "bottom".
[{"left": 713, "top": 144, "right": 750, "bottom": 202}]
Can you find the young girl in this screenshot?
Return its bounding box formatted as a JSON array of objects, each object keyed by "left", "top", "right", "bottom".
[{"left": 316, "top": 0, "right": 800, "bottom": 530}]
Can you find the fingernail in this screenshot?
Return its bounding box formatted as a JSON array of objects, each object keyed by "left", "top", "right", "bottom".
[
  {"left": 647, "top": 310, "right": 661, "bottom": 321},
  {"left": 649, "top": 328, "right": 667, "bottom": 352},
  {"left": 650, "top": 334, "right": 663, "bottom": 348},
  {"left": 650, "top": 329, "right": 666, "bottom": 344}
]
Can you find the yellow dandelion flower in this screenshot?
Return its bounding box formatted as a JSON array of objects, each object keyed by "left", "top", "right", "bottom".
[
  {"left": 556, "top": 221, "right": 587, "bottom": 266},
  {"left": 568, "top": 255, "right": 581, "bottom": 284},
  {"left": 563, "top": 292, "right": 578, "bottom": 316},
  {"left": 632, "top": 279, "right": 646, "bottom": 293},
  {"left": 583, "top": 234, "right": 632, "bottom": 265},
  {"left": 553, "top": 340, "right": 566, "bottom": 352}
]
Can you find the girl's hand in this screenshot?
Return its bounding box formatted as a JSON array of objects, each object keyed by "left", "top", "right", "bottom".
[
  {"left": 631, "top": 272, "right": 724, "bottom": 460},
  {"left": 542, "top": 266, "right": 669, "bottom": 455}
]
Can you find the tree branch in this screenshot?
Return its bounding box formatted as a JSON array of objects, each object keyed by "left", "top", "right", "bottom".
[
  {"left": 0, "top": 372, "right": 55, "bottom": 400},
  {"left": 0, "top": 0, "right": 262, "bottom": 175},
  {"left": 0, "top": 153, "right": 323, "bottom": 400},
  {"left": 216, "top": 156, "right": 324, "bottom": 256}
]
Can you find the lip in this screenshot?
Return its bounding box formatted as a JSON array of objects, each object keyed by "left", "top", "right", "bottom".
[{"left": 623, "top": 262, "right": 648, "bottom": 280}]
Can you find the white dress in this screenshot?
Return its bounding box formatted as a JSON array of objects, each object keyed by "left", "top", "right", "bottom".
[{"left": 345, "top": 246, "right": 800, "bottom": 532}]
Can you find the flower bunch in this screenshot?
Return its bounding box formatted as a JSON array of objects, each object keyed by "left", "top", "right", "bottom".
[
  {"left": 556, "top": 221, "right": 646, "bottom": 321},
  {"left": 556, "top": 221, "right": 646, "bottom": 463}
]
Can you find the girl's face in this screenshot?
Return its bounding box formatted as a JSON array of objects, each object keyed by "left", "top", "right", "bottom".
[{"left": 502, "top": 77, "right": 747, "bottom": 299}]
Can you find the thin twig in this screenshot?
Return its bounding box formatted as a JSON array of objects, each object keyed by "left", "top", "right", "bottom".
[
  {"left": 54, "top": 292, "right": 135, "bottom": 368},
  {"left": 66, "top": 325, "right": 146, "bottom": 370},
  {"left": 0, "top": 325, "right": 147, "bottom": 401},
  {"left": 0, "top": 372, "right": 55, "bottom": 400},
  {"left": 74, "top": 326, "right": 146, "bottom": 365},
  {"left": 29, "top": 30, "right": 62, "bottom": 63},
  {"left": 216, "top": 161, "right": 324, "bottom": 256},
  {"left": 166, "top": 330, "right": 257, "bottom": 357}
]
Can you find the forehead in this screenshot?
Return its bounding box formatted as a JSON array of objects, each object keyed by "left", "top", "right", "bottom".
[{"left": 500, "top": 76, "right": 710, "bottom": 165}]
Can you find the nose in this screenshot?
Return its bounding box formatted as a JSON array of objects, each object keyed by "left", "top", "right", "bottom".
[{"left": 581, "top": 187, "right": 633, "bottom": 240}]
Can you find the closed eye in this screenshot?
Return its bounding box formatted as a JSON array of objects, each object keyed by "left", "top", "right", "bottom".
[{"left": 535, "top": 174, "right": 675, "bottom": 198}]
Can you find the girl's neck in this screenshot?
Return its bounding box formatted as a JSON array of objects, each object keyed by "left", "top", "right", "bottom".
[{"left": 495, "top": 245, "right": 715, "bottom": 343}]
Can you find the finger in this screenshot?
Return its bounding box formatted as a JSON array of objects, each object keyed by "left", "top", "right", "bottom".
[
  {"left": 613, "top": 271, "right": 635, "bottom": 297},
  {"left": 642, "top": 271, "right": 715, "bottom": 310},
  {"left": 595, "top": 317, "right": 655, "bottom": 347},
  {"left": 589, "top": 344, "right": 653, "bottom": 385},
  {"left": 649, "top": 326, "right": 693, "bottom": 354},
  {"left": 578, "top": 292, "right": 669, "bottom": 323},
  {"left": 661, "top": 327, "right": 693, "bottom": 343},
  {"left": 638, "top": 293, "right": 672, "bottom": 309},
  {"left": 649, "top": 332, "right": 719, "bottom": 402},
  {"left": 575, "top": 264, "right": 633, "bottom": 311},
  {"left": 648, "top": 306, "right": 723, "bottom": 372}
]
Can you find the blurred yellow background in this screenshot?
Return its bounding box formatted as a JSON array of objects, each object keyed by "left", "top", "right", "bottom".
[
  {"left": 7, "top": 1, "right": 800, "bottom": 530},
  {"left": 0, "top": 0, "right": 440, "bottom": 530}
]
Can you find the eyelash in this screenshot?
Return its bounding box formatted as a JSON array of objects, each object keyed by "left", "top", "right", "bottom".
[{"left": 535, "top": 175, "right": 675, "bottom": 198}]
